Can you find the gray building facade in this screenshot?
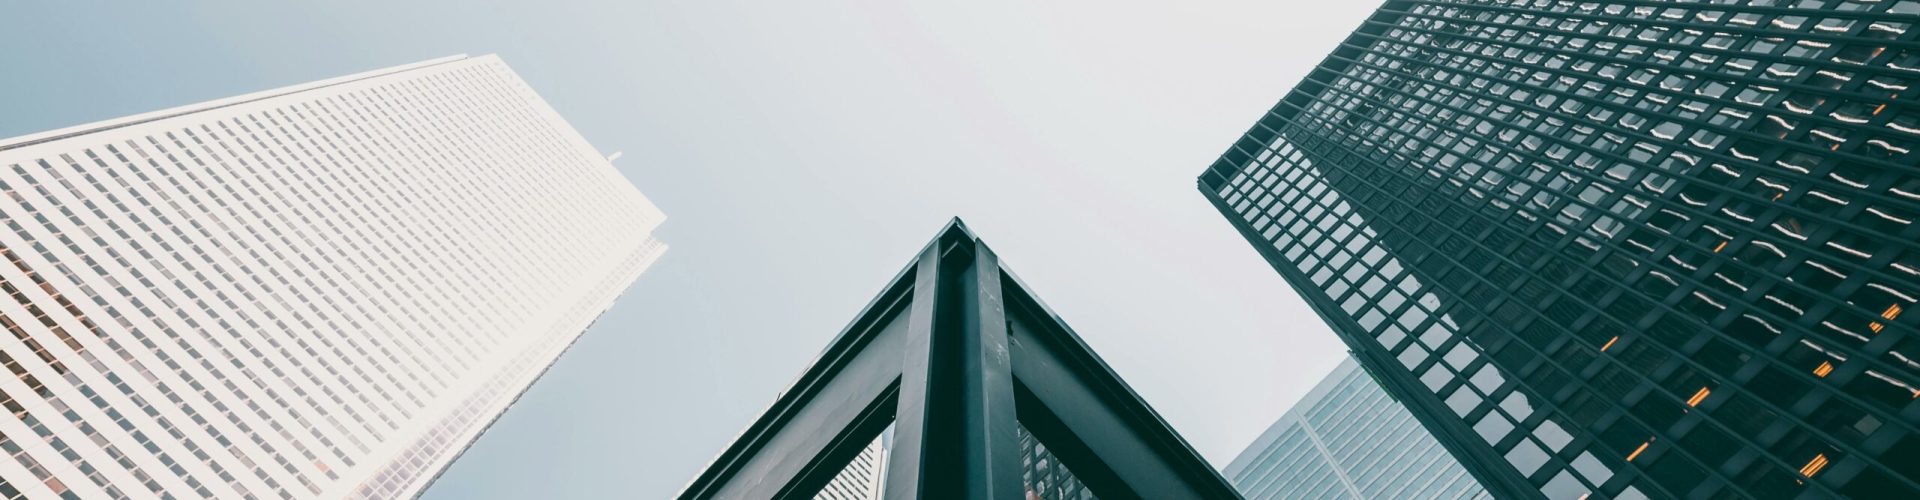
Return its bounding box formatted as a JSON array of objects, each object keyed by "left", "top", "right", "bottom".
[{"left": 1226, "top": 358, "right": 1487, "bottom": 499}]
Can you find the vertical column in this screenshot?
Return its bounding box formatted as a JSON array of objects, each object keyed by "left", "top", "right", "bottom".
[{"left": 885, "top": 232, "right": 1021, "bottom": 499}]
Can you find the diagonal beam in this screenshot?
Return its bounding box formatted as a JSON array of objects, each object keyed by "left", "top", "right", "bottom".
[
  {"left": 682, "top": 220, "right": 1240, "bottom": 499},
  {"left": 885, "top": 230, "right": 1022, "bottom": 499},
  {"left": 676, "top": 276, "right": 916, "bottom": 500}
]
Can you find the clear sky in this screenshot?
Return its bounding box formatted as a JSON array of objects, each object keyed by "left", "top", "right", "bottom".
[{"left": 1, "top": 1, "right": 1379, "bottom": 496}]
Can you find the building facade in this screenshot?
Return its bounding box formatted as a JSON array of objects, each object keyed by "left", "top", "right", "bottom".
[
  {"left": 0, "top": 55, "right": 666, "bottom": 499},
  {"left": 1226, "top": 358, "right": 1486, "bottom": 499},
  {"left": 1202, "top": 1, "right": 1920, "bottom": 498},
  {"left": 815, "top": 434, "right": 887, "bottom": 500}
]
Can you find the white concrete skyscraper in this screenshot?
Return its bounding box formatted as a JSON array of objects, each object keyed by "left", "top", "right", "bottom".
[
  {"left": 813, "top": 435, "right": 886, "bottom": 500},
  {"left": 0, "top": 55, "right": 665, "bottom": 499}
]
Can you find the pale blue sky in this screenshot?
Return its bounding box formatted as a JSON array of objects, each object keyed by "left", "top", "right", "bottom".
[{"left": 1, "top": 1, "right": 1377, "bottom": 496}]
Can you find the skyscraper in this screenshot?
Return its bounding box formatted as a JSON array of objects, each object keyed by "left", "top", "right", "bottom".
[
  {"left": 815, "top": 435, "right": 887, "bottom": 500},
  {"left": 1201, "top": 2, "right": 1919, "bottom": 498},
  {"left": 1226, "top": 358, "right": 1486, "bottom": 499},
  {"left": 0, "top": 55, "right": 665, "bottom": 499}
]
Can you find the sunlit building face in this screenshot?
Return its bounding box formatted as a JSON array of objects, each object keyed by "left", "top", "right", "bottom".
[
  {"left": 0, "top": 55, "right": 665, "bottom": 499},
  {"left": 1203, "top": 1, "right": 1920, "bottom": 498}
]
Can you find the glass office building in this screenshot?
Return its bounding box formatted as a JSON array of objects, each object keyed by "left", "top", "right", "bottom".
[
  {"left": 0, "top": 55, "right": 666, "bottom": 499},
  {"left": 1201, "top": 1, "right": 1920, "bottom": 498},
  {"left": 1226, "top": 358, "right": 1486, "bottom": 499}
]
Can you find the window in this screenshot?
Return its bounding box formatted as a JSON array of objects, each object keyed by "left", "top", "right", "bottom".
[{"left": 1505, "top": 439, "right": 1551, "bottom": 476}]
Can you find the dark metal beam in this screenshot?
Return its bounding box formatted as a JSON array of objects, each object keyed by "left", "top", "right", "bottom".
[
  {"left": 1003, "top": 282, "right": 1243, "bottom": 500},
  {"left": 683, "top": 220, "right": 1241, "bottom": 500},
  {"left": 677, "top": 276, "right": 916, "bottom": 500},
  {"left": 885, "top": 231, "right": 1021, "bottom": 499}
]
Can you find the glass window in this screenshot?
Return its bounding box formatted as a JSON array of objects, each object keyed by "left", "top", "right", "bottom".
[
  {"left": 1417, "top": 292, "right": 1442, "bottom": 311},
  {"left": 1539, "top": 470, "right": 1587, "bottom": 499},
  {"left": 1376, "top": 325, "right": 1408, "bottom": 349},
  {"left": 1475, "top": 413, "right": 1516, "bottom": 444},
  {"left": 1469, "top": 364, "right": 1506, "bottom": 393},
  {"left": 1534, "top": 420, "right": 1574, "bottom": 451},
  {"left": 1505, "top": 439, "right": 1551, "bottom": 476},
  {"left": 1361, "top": 276, "right": 1388, "bottom": 296},
  {"left": 1379, "top": 291, "right": 1408, "bottom": 312},
  {"left": 1341, "top": 293, "right": 1366, "bottom": 314},
  {"left": 1359, "top": 246, "right": 1390, "bottom": 265},
  {"left": 1444, "top": 343, "right": 1479, "bottom": 370},
  {"left": 1358, "top": 309, "right": 1387, "bottom": 330},
  {"left": 1329, "top": 251, "right": 1354, "bottom": 271},
  {"left": 1019, "top": 424, "right": 1095, "bottom": 500},
  {"left": 1446, "top": 388, "right": 1482, "bottom": 417},
  {"left": 1342, "top": 262, "right": 1368, "bottom": 282},
  {"left": 1420, "top": 324, "right": 1452, "bottom": 348},
  {"left": 1422, "top": 366, "right": 1453, "bottom": 391},
  {"left": 1570, "top": 451, "right": 1613, "bottom": 485},
  {"left": 1398, "top": 346, "right": 1428, "bottom": 370},
  {"left": 1398, "top": 306, "right": 1430, "bottom": 331},
  {"left": 1500, "top": 390, "right": 1536, "bottom": 420}
]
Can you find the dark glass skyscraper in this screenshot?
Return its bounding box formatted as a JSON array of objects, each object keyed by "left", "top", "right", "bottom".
[{"left": 1201, "top": 2, "right": 1920, "bottom": 498}]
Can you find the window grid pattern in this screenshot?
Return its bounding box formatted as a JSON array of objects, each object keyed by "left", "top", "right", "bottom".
[
  {"left": 1226, "top": 359, "right": 1490, "bottom": 500},
  {"left": 1019, "top": 424, "right": 1096, "bottom": 500},
  {"left": 0, "top": 55, "right": 666, "bottom": 499},
  {"left": 1202, "top": 1, "right": 1920, "bottom": 498},
  {"left": 814, "top": 434, "right": 886, "bottom": 500}
]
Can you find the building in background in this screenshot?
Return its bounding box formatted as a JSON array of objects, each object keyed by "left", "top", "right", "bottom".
[
  {"left": 1201, "top": 2, "right": 1919, "bottom": 498},
  {"left": 815, "top": 433, "right": 887, "bottom": 500},
  {"left": 1226, "top": 358, "right": 1485, "bottom": 499},
  {"left": 0, "top": 55, "right": 665, "bottom": 499}
]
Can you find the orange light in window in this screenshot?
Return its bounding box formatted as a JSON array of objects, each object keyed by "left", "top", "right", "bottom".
[
  {"left": 1773, "top": 192, "right": 1785, "bottom": 201},
  {"left": 1687, "top": 387, "right": 1711, "bottom": 407},
  {"left": 1713, "top": 241, "right": 1728, "bottom": 253},
  {"left": 1800, "top": 454, "right": 1830, "bottom": 477},
  {"left": 1627, "top": 441, "right": 1651, "bottom": 462},
  {"left": 1814, "top": 361, "right": 1834, "bottom": 378},
  {"left": 1875, "top": 103, "right": 1888, "bottom": 115},
  {"left": 1868, "top": 304, "right": 1902, "bottom": 335},
  {"left": 1601, "top": 336, "right": 1619, "bottom": 352}
]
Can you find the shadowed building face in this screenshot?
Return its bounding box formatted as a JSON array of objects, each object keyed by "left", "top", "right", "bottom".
[{"left": 1200, "top": 2, "right": 1920, "bottom": 498}]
